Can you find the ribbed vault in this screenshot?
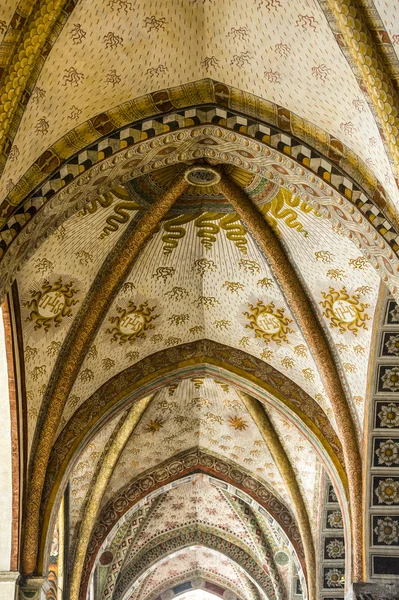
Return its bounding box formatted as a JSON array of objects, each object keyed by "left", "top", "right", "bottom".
[{"left": 2, "top": 3, "right": 399, "bottom": 598}]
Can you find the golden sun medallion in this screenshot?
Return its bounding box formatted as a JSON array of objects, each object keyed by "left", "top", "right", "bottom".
[
  {"left": 319, "top": 287, "right": 370, "bottom": 335},
  {"left": 244, "top": 300, "right": 294, "bottom": 345}
]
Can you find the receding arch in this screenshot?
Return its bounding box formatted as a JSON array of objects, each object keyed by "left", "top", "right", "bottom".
[
  {"left": 113, "top": 529, "right": 276, "bottom": 600},
  {"left": 139, "top": 574, "right": 250, "bottom": 600},
  {"left": 78, "top": 454, "right": 306, "bottom": 600},
  {"left": 38, "top": 342, "right": 348, "bottom": 574}
]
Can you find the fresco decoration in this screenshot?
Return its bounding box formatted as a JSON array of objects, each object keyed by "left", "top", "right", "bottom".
[
  {"left": 120, "top": 549, "right": 263, "bottom": 600},
  {"left": 1, "top": 103, "right": 398, "bottom": 306},
  {"left": 81, "top": 473, "right": 306, "bottom": 600},
  {"left": 79, "top": 453, "right": 306, "bottom": 600},
  {"left": 79, "top": 185, "right": 141, "bottom": 239},
  {"left": 3, "top": 0, "right": 399, "bottom": 596},
  {"left": 59, "top": 220, "right": 328, "bottom": 428},
  {"left": 46, "top": 521, "right": 59, "bottom": 600},
  {"left": 22, "top": 277, "right": 80, "bottom": 333},
  {"left": 318, "top": 0, "right": 399, "bottom": 183},
  {"left": 228, "top": 494, "right": 288, "bottom": 599},
  {"left": 318, "top": 287, "right": 371, "bottom": 336},
  {"left": 99, "top": 378, "right": 290, "bottom": 510},
  {"left": 112, "top": 527, "right": 276, "bottom": 600},
  {"left": 46, "top": 187, "right": 380, "bottom": 433},
  {"left": 16, "top": 188, "right": 138, "bottom": 450},
  {"left": 1, "top": 0, "right": 396, "bottom": 212},
  {"left": 67, "top": 413, "right": 122, "bottom": 544},
  {"left": 41, "top": 338, "right": 342, "bottom": 531},
  {"left": 100, "top": 476, "right": 288, "bottom": 600},
  {"left": 366, "top": 292, "right": 399, "bottom": 579},
  {"left": 243, "top": 300, "right": 294, "bottom": 346},
  {"left": 126, "top": 561, "right": 258, "bottom": 600},
  {"left": 99, "top": 499, "right": 160, "bottom": 600},
  {"left": 318, "top": 474, "right": 345, "bottom": 600},
  {"left": 266, "top": 405, "right": 322, "bottom": 535},
  {"left": 106, "top": 300, "right": 160, "bottom": 345}
]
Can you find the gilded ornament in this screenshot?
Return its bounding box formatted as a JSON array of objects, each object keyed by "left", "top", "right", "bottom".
[
  {"left": 319, "top": 287, "right": 370, "bottom": 335},
  {"left": 23, "top": 278, "right": 80, "bottom": 332},
  {"left": 228, "top": 416, "right": 248, "bottom": 431},
  {"left": 223, "top": 281, "right": 245, "bottom": 294},
  {"left": 164, "top": 336, "right": 182, "bottom": 346},
  {"left": 168, "top": 314, "right": 190, "bottom": 326},
  {"left": 327, "top": 269, "right": 346, "bottom": 281},
  {"left": 378, "top": 403, "right": 399, "bottom": 428},
  {"left": 244, "top": 300, "right": 293, "bottom": 345},
  {"left": 194, "top": 296, "right": 220, "bottom": 309},
  {"left": 238, "top": 259, "right": 260, "bottom": 274},
  {"left": 349, "top": 257, "right": 368, "bottom": 270},
  {"left": 152, "top": 267, "right": 176, "bottom": 282},
  {"left": 281, "top": 356, "right": 295, "bottom": 369},
  {"left": 257, "top": 277, "right": 273, "bottom": 289},
  {"left": 192, "top": 259, "right": 217, "bottom": 276},
  {"left": 107, "top": 301, "right": 159, "bottom": 344},
  {"left": 214, "top": 319, "right": 231, "bottom": 330},
  {"left": 260, "top": 188, "right": 321, "bottom": 237},
  {"left": 374, "top": 517, "right": 399, "bottom": 545},
  {"left": 189, "top": 325, "right": 205, "bottom": 335},
  {"left": 165, "top": 287, "right": 189, "bottom": 301},
  {"left": 294, "top": 344, "right": 307, "bottom": 357},
  {"left": 25, "top": 346, "right": 38, "bottom": 363},
  {"left": 46, "top": 341, "right": 62, "bottom": 357},
  {"left": 314, "top": 251, "right": 334, "bottom": 263},
  {"left": 145, "top": 419, "right": 164, "bottom": 434}
]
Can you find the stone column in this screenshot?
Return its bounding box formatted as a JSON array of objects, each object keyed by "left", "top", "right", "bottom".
[
  {"left": 353, "top": 582, "right": 399, "bottom": 599},
  {"left": 18, "top": 577, "right": 50, "bottom": 600},
  {"left": 0, "top": 572, "right": 19, "bottom": 600}
]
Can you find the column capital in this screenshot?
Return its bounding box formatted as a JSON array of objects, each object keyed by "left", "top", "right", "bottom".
[
  {"left": 353, "top": 582, "right": 399, "bottom": 600},
  {"left": 0, "top": 571, "right": 19, "bottom": 583},
  {"left": 19, "top": 577, "right": 50, "bottom": 600}
]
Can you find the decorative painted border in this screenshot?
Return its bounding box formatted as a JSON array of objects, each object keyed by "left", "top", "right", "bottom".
[
  {"left": 319, "top": 474, "right": 345, "bottom": 599},
  {"left": 366, "top": 291, "right": 399, "bottom": 579},
  {"left": 1, "top": 81, "right": 398, "bottom": 301}
]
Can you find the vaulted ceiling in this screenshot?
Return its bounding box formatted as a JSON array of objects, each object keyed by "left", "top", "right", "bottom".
[{"left": 1, "top": 1, "right": 399, "bottom": 600}]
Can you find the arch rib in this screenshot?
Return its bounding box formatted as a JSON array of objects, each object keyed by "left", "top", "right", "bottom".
[
  {"left": 325, "top": 0, "right": 399, "bottom": 183},
  {"left": 239, "top": 391, "right": 315, "bottom": 600},
  {"left": 21, "top": 174, "right": 189, "bottom": 575},
  {"left": 68, "top": 396, "right": 152, "bottom": 600},
  {"left": 216, "top": 169, "right": 363, "bottom": 581}
]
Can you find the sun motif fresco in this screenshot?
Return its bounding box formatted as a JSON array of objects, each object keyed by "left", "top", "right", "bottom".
[
  {"left": 23, "top": 277, "right": 80, "bottom": 332},
  {"left": 107, "top": 300, "right": 160, "bottom": 344},
  {"left": 243, "top": 300, "right": 294, "bottom": 345},
  {"left": 319, "top": 287, "right": 370, "bottom": 336}
]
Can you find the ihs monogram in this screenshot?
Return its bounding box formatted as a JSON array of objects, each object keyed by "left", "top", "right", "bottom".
[
  {"left": 107, "top": 301, "right": 159, "bottom": 344},
  {"left": 244, "top": 300, "right": 294, "bottom": 345},
  {"left": 23, "top": 278, "right": 79, "bottom": 331},
  {"left": 319, "top": 287, "right": 370, "bottom": 335}
]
